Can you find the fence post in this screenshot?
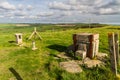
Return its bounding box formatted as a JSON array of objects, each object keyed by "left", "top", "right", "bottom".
[
  {"left": 108, "top": 32, "right": 117, "bottom": 75},
  {"left": 114, "top": 33, "right": 119, "bottom": 65},
  {"left": 73, "top": 34, "right": 77, "bottom": 58}
]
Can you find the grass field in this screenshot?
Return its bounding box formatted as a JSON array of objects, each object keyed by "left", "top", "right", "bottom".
[{"left": 0, "top": 24, "right": 120, "bottom": 80}]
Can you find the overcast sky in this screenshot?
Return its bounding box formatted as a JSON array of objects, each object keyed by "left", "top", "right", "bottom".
[{"left": 0, "top": 0, "right": 120, "bottom": 23}]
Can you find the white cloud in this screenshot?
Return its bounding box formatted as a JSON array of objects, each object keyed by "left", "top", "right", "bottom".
[
  {"left": 78, "top": 11, "right": 83, "bottom": 14},
  {"left": 116, "top": 0, "right": 120, "bottom": 4},
  {"left": 99, "top": 8, "right": 119, "bottom": 15},
  {"left": 5, "top": 13, "right": 13, "bottom": 17},
  {"left": 37, "top": 11, "right": 54, "bottom": 17},
  {"left": 49, "top": 0, "right": 120, "bottom": 15},
  {"left": 2, "top": 11, "right": 28, "bottom": 19},
  {"left": 69, "top": 0, "right": 77, "bottom": 5},
  {"left": 0, "top": 1, "right": 34, "bottom": 19},
  {"left": 28, "top": 15, "right": 37, "bottom": 19},
  {"left": 18, "top": 4, "right": 24, "bottom": 10},
  {"left": 18, "top": 4, "right": 33, "bottom": 11},
  {"left": 19, "top": 16, "right": 26, "bottom": 19},
  {"left": 0, "top": 1, "right": 16, "bottom": 10},
  {"left": 10, "top": 16, "right": 14, "bottom": 19},
  {"left": 72, "top": 5, "right": 88, "bottom": 10},
  {"left": 100, "top": 8, "right": 113, "bottom": 14},
  {"left": 49, "top": 1, "right": 71, "bottom": 10},
  {"left": 62, "top": 11, "right": 72, "bottom": 16},
  {"left": 95, "top": 0, "right": 103, "bottom": 5},
  {"left": 27, "top": 5, "right": 33, "bottom": 11},
  {"left": 0, "top": 15, "right": 4, "bottom": 18},
  {"left": 14, "top": 11, "right": 27, "bottom": 17},
  {"left": 0, "top": 0, "right": 119, "bottom": 23}
]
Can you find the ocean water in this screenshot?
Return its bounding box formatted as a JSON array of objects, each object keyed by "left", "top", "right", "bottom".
[{"left": 101, "top": 22, "right": 120, "bottom": 26}]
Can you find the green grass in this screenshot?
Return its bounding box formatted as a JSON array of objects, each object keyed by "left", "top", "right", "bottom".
[{"left": 0, "top": 24, "right": 120, "bottom": 80}]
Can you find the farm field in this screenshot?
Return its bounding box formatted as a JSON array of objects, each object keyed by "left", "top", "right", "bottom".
[{"left": 0, "top": 24, "right": 120, "bottom": 80}]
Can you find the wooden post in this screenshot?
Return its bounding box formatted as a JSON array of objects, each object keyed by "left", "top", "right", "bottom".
[
  {"left": 73, "top": 34, "right": 77, "bottom": 52},
  {"left": 114, "top": 33, "right": 119, "bottom": 65},
  {"left": 108, "top": 33, "right": 117, "bottom": 75},
  {"left": 28, "top": 27, "right": 42, "bottom": 40},
  {"left": 73, "top": 34, "right": 77, "bottom": 58}
]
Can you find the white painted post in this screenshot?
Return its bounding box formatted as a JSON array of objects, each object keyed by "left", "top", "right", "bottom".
[
  {"left": 15, "top": 33, "right": 22, "bottom": 45},
  {"left": 32, "top": 41, "right": 37, "bottom": 50}
]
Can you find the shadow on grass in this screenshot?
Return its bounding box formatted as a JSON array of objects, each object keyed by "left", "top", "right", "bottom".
[
  {"left": 9, "top": 67, "right": 23, "bottom": 80},
  {"left": 8, "top": 40, "right": 16, "bottom": 43},
  {"left": 47, "top": 44, "right": 67, "bottom": 52}
]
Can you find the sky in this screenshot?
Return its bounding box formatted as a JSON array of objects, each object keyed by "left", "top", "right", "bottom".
[{"left": 0, "top": 0, "right": 120, "bottom": 23}]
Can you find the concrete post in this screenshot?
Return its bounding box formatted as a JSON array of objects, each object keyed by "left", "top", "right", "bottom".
[
  {"left": 15, "top": 33, "right": 22, "bottom": 45},
  {"left": 32, "top": 41, "right": 37, "bottom": 50}
]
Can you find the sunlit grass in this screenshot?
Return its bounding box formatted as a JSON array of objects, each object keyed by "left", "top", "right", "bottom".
[{"left": 0, "top": 24, "right": 120, "bottom": 79}]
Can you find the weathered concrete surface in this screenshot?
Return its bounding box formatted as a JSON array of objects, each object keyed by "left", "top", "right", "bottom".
[
  {"left": 58, "top": 52, "right": 107, "bottom": 69},
  {"left": 96, "top": 53, "right": 108, "bottom": 61},
  {"left": 83, "top": 57, "right": 105, "bottom": 68},
  {"left": 57, "top": 52, "right": 71, "bottom": 60},
  {"left": 15, "top": 33, "right": 23, "bottom": 45},
  {"left": 75, "top": 50, "right": 86, "bottom": 60},
  {"left": 60, "top": 61, "right": 82, "bottom": 73},
  {"left": 73, "top": 33, "right": 99, "bottom": 59}
]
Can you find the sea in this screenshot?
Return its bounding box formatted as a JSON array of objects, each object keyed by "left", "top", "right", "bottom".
[{"left": 101, "top": 22, "right": 120, "bottom": 26}]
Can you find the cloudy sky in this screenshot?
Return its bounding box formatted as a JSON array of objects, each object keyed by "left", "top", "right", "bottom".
[{"left": 0, "top": 0, "right": 120, "bottom": 23}]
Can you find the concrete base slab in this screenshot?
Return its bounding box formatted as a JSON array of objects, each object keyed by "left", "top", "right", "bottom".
[
  {"left": 83, "top": 57, "right": 105, "bottom": 68},
  {"left": 60, "top": 61, "right": 82, "bottom": 73}
]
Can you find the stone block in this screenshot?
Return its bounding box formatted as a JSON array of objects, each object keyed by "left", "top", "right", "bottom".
[
  {"left": 73, "top": 33, "right": 99, "bottom": 59},
  {"left": 75, "top": 50, "right": 86, "bottom": 60},
  {"left": 15, "top": 33, "right": 22, "bottom": 45},
  {"left": 60, "top": 61, "right": 82, "bottom": 73}
]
